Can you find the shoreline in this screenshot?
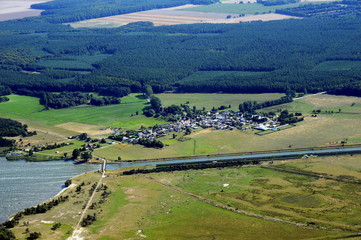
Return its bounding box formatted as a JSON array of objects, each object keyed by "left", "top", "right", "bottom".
[{"left": 4, "top": 170, "right": 99, "bottom": 223}]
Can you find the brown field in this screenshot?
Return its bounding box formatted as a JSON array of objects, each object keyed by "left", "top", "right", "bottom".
[
  {"left": 0, "top": 0, "right": 48, "bottom": 21},
  {"left": 70, "top": 4, "right": 297, "bottom": 28},
  {"left": 55, "top": 122, "right": 114, "bottom": 136},
  {"left": 70, "top": 7, "right": 238, "bottom": 28}
]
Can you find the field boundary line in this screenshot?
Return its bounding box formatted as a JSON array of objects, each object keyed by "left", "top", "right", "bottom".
[{"left": 144, "top": 175, "right": 361, "bottom": 234}]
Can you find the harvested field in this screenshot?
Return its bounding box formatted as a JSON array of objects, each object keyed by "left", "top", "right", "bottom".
[
  {"left": 0, "top": 0, "right": 48, "bottom": 21},
  {"left": 55, "top": 122, "right": 114, "bottom": 136},
  {"left": 70, "top": 4, "right": 298, "bottom": 28},
  {"left": 71, "top": 8, "right": 239, "bottom": 28}
]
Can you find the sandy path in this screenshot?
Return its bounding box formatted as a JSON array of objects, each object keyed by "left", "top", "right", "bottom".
[{"left": 69, "top": 161, "right": 105, "bottom": 240}]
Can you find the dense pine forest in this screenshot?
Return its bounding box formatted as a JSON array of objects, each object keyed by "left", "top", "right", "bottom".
[{"left": 0, "top": 0, "right": 361, "bottom": 100}]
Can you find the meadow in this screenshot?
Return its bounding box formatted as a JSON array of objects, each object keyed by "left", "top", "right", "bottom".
[
  {"left": 152, "top": 154, "right": 361, "bottom": 232},
  {"left": 9, "top": 162, "right": 350, "bottom": 240},
  {"left": 0, "top": 94, "right": 165, "bottom": 133},
  {"left": 156, "top": 92, "right": 284, "bottom": 111}
]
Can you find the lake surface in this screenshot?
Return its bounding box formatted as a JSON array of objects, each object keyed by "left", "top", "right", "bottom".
[{"left": 0, "top": 157, "right": 100, "bottom": 222}]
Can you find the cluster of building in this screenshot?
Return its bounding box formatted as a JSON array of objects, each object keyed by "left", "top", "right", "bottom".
[{"left": 111, "top": 110, "right": 283, "bottom": 145}]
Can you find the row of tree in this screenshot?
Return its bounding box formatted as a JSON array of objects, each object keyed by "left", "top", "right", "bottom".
[{"left": 239, "top": 95, "right": 293, "bottom": 113}]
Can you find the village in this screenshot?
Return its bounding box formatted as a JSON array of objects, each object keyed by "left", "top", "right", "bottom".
[{"left": 109, "top": 108, "right": 300, "bottom": 147}]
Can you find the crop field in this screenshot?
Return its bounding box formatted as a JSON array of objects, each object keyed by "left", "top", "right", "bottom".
[
  {"left": 10, "top": 164, "right": 349, "bottom": 240},
  {"left": 70, "top": 2, "right": 302, "bottom": 28},
  {"left": 313, "top": 60, "right": 361, "bottom": 71},
  {"left": 156, "top": 92, "right": 284, "bottom": 111},
  {"left": 70, "top": 6, "right": 239, "bottom": 28}
]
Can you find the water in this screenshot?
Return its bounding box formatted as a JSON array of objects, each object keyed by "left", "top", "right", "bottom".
[{"left": 0, "top": 158, "right": 99, "bottom": 222}]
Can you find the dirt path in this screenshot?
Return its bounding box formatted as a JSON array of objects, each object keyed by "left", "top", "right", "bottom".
[
  {"left": 68, "top": 161, "right": 105, "bottom": 240},
  {"left": 294, "top": 91, "right": 327, "bottom": 100},
  {"left": 144, "top": 175, "right": 361, "bottom": 234}
]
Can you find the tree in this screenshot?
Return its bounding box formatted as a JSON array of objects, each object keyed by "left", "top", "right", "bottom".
[
  {"left": 28, "top": 232, "right": 41, "bottom": 240},
  {"left": 150, "top": 96, "right": 162, "bottom": 112},
  {"left": 64, "top": 179, "right": 72, "bottom": 187},
  {"left": 72, "top": 149, "right": 80, "bottom": 159},
  {"left": 78, "top": 133, "right": 88, "bottom": 141},
  {"left": 81, "top": 151, "right": 92, "bottom": 161},
  {"left": 143, "top": 85, "right": 153, "bottom": 97}
]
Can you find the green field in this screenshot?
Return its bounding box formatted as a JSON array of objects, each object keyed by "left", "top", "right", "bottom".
[
  {"left": 10, "top": 164, "right": 349, "bottom": 240},
  {"left": 156, "top": 92, "right": 284, "bottom": 111},
  {"left": 181, "top": 2, "right": 325, "bottom": 14},
  {"left": 152, "top": 155, "right": 361, "bottom": 231},
  {"left": 0, "top": 94, "right": 166, "bottom": 130},
  {"left": 313, "top": 60, "right": 361, "bottom": 71}
]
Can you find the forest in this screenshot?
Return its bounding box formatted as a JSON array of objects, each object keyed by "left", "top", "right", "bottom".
[
  {"left": 277, "top": 0, "right": 361, "bottom": 18},
  {"left": 0, "top": 0, "right": 360, "bottom": 102}
]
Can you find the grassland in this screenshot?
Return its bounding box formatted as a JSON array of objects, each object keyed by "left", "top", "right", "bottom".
[
  {"left": 181, "top": 2, "right": 325, "bottom": 14},
  {"left": 151, "top": 154, "right": 361, "bottom": 232},
  {"left": 156, "top": 92, "right": 284, "bottom": 111},
  {"left": 10, "top": 160, "right": 352, "bottom": 240},
  {"left": 11, "top": 153, "right": 361, "bottom": 239},
  {"left": 0, "top": 94, "right": 166, "bottom": 138}
]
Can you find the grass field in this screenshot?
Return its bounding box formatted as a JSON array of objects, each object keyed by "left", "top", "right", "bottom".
[
  {"left": 264, "top": 94, "right": 361, "bottom": 115},
  {"left": 0, "top": 94, "right": 166, "bottom": 131},
  {"left": 156, "top": 92, "right": 284, "bottom": 111},
  {"left": 10, "top": 163, "right": 349, "bottom": 240},
  {"left": 181, "top": 2, "right": 324, "bottom": 14},
  {"left": 151, "top": 155, "right": 361, "bottom": 231}
]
